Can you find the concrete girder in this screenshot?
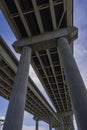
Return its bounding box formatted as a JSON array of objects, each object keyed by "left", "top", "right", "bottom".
[
  {"left": 31, "top": 0, "right": 44, "bottom": 33},
  {"left": 10, "top": 1, "right": 63, "bottom": 19},
  {"left": 46, "top": 49, "right": 65, "bottom": 110},
  {"left": 58, "top": 111, "right": 73, "bottom": 117},
  {"left": 13, "top": 0, "right": 31, "bottom": 37},
  {"left": 0, "top": 1, "right": 21, "bottom": 39},
  {"left": 13, "top": 27, "right": 78, "bottom": 53},
  {"left": 49, "top": 0, "right": 57, "bottom": 29}
]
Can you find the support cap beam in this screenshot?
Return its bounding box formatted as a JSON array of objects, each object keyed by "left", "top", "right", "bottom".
[{"left": 13, "top": 26, "right": 78, "bottom": 53}]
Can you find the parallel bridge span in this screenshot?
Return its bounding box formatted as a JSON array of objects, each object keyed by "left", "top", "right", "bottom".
[{"left": 0, "top": 0, "right": 87, "bottom": 130}]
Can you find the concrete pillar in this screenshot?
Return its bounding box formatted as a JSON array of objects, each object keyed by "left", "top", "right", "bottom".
[
  {"left": 3, "top": 46, "right": 32, "bottom": 130},
  {"left": 71, "top": 123, "right": 75, "bottom": 130},
  {"left": 61, "top": 120, "right": 64, "bottom": 130},
  {"left": 70, "top": 116, "right": 75, "bottom": 130},
  {"left": 57, "top": 37, "right": 87, "bottom": 130},
  {"left": 36, "top": 120, "right": 38, "bottom": 130},
  {"left": 49, "top": 122, "right": 52, "bottom": 130},
  {"left": 0, "top": 121, "right": 1, "bottom": 130}
]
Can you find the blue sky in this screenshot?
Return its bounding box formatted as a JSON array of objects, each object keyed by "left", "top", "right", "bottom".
[{"left": 0, "top": 0, "right": 87, "bottom": 130}]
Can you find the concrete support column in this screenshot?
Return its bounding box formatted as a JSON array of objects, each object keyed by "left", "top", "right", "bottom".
[
  {"left": 57, "top": 37, "right": 87, "bottom": 130},
  {"left": 61, "top": 120, "right": 64, "bottom": 130},
  {"left": 3, "top": 46, "right": 32, "bottom": 130},
  {"left": 36, "top": 120, "right": 39, "bottom": 130},
  {"left": 70, "top": 116, "right": 74, "bottom": 130},
  {"left": 0, "top": 121, "right": 1, "bottom": 130},
  {"left": 71, "top": 122, "right": 75, "bottom": 130},
  {"left": 49, "top": 120, "right": 52, "bottom": 130}
]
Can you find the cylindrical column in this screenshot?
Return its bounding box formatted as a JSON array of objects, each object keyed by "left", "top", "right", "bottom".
[
  {"left": 36, "top": 120, "right": 38, "bottom": 130},
  {"left": 61, "top": 120, "right": 64, "bottom": 130},
  {"left": 49, "top": 121, "right": 52, "bottom": 130},
  {"left": 70, "top": 116, "right": 74, "bottom": 130},
  {"left": 57, "top": 37, "right": 87, "bottom": 130},
  {"left": 3, "top": 46, "right": 32, "bottom": 130},
  {"left": 0, "top": 121, "right": 1, "bottom": 130}
]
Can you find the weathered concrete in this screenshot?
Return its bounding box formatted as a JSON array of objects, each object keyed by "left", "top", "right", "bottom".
[
  {"left": 13, "top": 27, "right": 78, "bottom": 53},
  {"left": 61, "top": 120, "right": 64, "bottom": 130},
  {"left": 0, "top": 121, "right": 1, "bottom": 130},
  {"left": 3, "top": 46, "right": 31, "bottom": 130},
  {"left": 57, "top": 37, "right": 87, "bottom": 130},
  {"left": 36, "top": 120, "right": 39, "bottom": 130},
  {"left": 49, "top": 121, "right": 52, "bottom": 130}
]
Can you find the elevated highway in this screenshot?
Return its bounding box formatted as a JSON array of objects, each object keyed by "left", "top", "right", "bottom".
[{"left": 0, "top": 0, "right": 87, "bottom": 130}]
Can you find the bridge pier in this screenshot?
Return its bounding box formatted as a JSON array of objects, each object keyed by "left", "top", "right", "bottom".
[
  {"left": 3, "top": 46, "right": 32, "bottom": 130},
  {"left": 0, "top": 121, "right": 1, "bottom": 130},
  {"left": 61, "top": 119, "right": 64, "bottom": 130},
  {"left": 35, "top": 119, "right": 39, "bottom": 130},
  {"left": 56, "top": 119, "right": 64, "bottom": 130},
  {"left": 49, "top": 120, "right": 52, "bottom": 130},
  {"left": 57, "top": 37, "right": 87, "bottom": 130}
]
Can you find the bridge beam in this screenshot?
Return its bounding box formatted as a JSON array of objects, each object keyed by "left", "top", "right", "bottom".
[
  {"left": 13, "top": 27, "right": 78, "bottom": 53},
  {"left": 57, "top": 37, "right": 87, "bottom": 130},
  {"left": 58, "top": 111, "right": 73, "bottom": 117},
  {"left": 3, "top": 46, "right": 32, "bottom": 130}
]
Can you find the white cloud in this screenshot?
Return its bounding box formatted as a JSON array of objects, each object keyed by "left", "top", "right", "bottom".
[{"left": 0, "top": 116, "right": 5, "bottom": 120}]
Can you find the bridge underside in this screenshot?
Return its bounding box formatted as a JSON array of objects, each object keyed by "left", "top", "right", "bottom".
[
  {"left": 0, "top": 0, "right": 87, "bottom": 130},
  {"left": 0, "top": 37, "right": 73, "bottom": 129},
  {"left": 0, "top": 37, "right": 61, "bottom": 128}
]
